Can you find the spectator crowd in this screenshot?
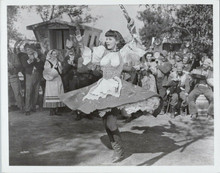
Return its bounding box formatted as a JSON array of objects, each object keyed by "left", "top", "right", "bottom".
[{"left": 8, "top": 39, "right": 214, "bottom": 120}]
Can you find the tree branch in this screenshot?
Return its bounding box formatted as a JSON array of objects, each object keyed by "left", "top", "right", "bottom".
[{"left": 50, "top": 5, "right": 55, "bottom": 20}]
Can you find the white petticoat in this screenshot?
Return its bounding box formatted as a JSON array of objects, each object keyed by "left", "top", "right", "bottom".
[{"left": 83, "top": 76, "right": 122, "bottom": 101}]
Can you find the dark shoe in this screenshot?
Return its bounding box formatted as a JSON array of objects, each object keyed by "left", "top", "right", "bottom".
[
  {"left": 49, "top": 109, "right": 54, "bottom": 116},
  {"left": 54, "top": 112, "right": 62, "bottom": 116},
  {"left": 180, "top": 106, "right": 187, "bottom": 116},
  {"left": 25, "top": 111, "right": 31, "bottom": 116},
  {"left": 124, "top": 116, "right": 135, "bottom": 123},
  {"left": 75, "top": 114, "right": 83, "bottom": 121},
  {"left": 86, "top": 114, "right": 93, "bottom": 120},
  {"left": 54, "top": 108, "right": 62, "bottom": 116},
  {"left": 190, "top": 113, "right": 198, "bottom": 119},
  {"left": 9, "top": 105, "right": 19, "bottom": 112},
  {"left": 31, "top": 108, "right": 36, "bottom": 112},
  {"left": 71, "top": 110, "right": 76, "bottom": 115},
  {"left": 111, "top": 136, "right": 124, "bottom": 163}
]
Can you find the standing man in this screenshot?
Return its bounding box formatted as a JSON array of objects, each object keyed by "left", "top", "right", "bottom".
[
  {"left": 188, "top": 58, "right": 213, "bottom": 119},
  {"left": 155, "top": 50, "right": 172, "bottom": 113},
  {"left": 8, "top": 49, "right": 24, "bottom": 111},
  {"left": 62, "top": 50, "right": 78, "bottom": 92},
  {"left": 19, "top": 44, "right": 44, "bottom": 115}
]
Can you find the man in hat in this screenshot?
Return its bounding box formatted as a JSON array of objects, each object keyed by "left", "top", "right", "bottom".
[
  {"left": 8, "top": 49, "right": 24, "bottom": 111},
  {"left": 188, "top": 58, "right": 213, "bottom": 119},
  {"left": 155, "top": 50, "right": 172, "bottom": 113},
  {"left": 182, "top": 54, "right": 193, "bottom": 73},
  {"left": 19, "top": 43, "right": 44, "bottom": 115},
  {"left": 165, "top": 64, "right": 191, "bottom": 117},
  {"left": 172, "top": 52, "right": 183, "bottom": 72}
]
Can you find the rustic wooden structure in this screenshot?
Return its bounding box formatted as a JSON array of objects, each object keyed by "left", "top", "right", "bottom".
[{"left": 26, "top": 19, "right": 102, "bottom": 56}]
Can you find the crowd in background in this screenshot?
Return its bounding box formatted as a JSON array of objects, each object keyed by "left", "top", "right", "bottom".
[
  {"left": 124, "top": 48, "right": 213, "bottom": 120},
  {"left": 8, "top": 39, "right": 213, "bottom": 120}
]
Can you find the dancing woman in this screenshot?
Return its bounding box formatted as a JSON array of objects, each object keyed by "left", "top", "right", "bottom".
[{"left": 60, "top": 19, "right": 163, "bottom": 162}]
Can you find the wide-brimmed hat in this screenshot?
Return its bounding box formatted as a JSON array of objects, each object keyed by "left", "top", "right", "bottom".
[
  {"left": 174, "top": 52, "right": 183, "bottom": 59},
  {"left": 203, "top": 58, "right": 213, "bottom": 67},
  {"left": 160, "top": 50, "right": 168, "bottom": 57}
]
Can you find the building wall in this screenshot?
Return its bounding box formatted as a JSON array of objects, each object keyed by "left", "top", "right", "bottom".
[
  {"left": 83, "top": 29, "right": 102, "bottom": 48},
  {"left": 34, "top": 25, "right": 50, "bottom": 52},
  {"left": 33, "top": 24, "right": 102, "bottom": 54}
]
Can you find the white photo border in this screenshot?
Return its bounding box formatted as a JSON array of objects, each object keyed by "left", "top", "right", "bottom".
[{"left": 1, "top": 0, "right": 219, "bottom": 172}]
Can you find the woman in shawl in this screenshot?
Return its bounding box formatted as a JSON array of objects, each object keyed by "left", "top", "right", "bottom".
[
  {"left": 60, "top": 20, "right": 163, "bottom": 162},
  {"left": 43, "top": 49, "right": 65, "bottom": 116}
]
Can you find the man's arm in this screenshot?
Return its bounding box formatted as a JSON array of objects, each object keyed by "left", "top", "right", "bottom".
[
  {"left": 206, "top": 70, "right": 213, "bottom": 87},
  {"left": 20, "top": 53, "right": 34, "bottom": 68},
  {"left": 62, "top": 56, "right": 76, "bottom": 75}
]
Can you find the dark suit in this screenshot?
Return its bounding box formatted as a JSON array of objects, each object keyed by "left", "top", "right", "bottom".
[
  {"left": 156, "top": 61, "right": 172, "bottom": 98},
  {"left": 62, "top": 55, "right": 78, "bottom": 92},
  {"left": 8, "top": 51, "right": 24, "bottom": 110},
  {"left": 19, "top": 52, "right": 44, "bottom": 112}
]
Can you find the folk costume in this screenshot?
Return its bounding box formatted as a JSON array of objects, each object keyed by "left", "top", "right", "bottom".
[
  {"left": 60, "top": 28, "right": 162, "bottom": 162},
  {"left": 43, "top": 50, "right": 65, "bottom": 115}
]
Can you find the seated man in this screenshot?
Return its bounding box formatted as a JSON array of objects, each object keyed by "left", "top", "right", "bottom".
[
  {"left": 182, "top": 54, "right": 193, "bottom": 73},
  {"left": 172, "top": 52, "right": 183, "bottom": 72},
  {"left": 164, "top": 64, "right": 190, "bottom": 117},
  {"left": 188, "top": 58, "right": 213, "bottom": 119}
]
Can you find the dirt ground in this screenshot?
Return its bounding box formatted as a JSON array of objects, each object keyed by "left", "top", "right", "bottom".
[{"left": 9, "top": 109, "right": 214, "bottom": 166}]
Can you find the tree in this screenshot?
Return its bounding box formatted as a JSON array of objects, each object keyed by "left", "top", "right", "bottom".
[
  {"left": 7, "top": 6, "right": 24, "bottom": 42},
  {"left": 7, "top": 5, "right": 100, "bottom": 41},
  {"left": 137, "top": 5, "right": 174, "bottom": 48},
  {"left": 175, "top": 5, "right": 213, "bottom": 56},
  {"left": 32, "top": 5, "right": 100, "bottom": 24}
]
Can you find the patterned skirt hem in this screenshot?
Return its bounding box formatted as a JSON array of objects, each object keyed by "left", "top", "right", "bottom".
[{"left": 43, "top": 102, "right": 65, "bottom": 108}]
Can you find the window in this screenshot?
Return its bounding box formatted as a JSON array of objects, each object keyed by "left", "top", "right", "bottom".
[
  {"left": 87, "top": 35, "right": 92, "bottom": 47},
  {"left": 93, "top": 36, "right": 97, "bottom": 46}
]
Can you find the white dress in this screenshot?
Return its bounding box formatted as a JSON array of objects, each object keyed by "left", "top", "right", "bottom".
[{"left": 43, "top": 60, "right": 65, "bottom": 108}]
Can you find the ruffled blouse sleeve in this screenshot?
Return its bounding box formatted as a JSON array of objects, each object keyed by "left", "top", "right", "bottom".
[
  {"left": 81, "top": 45, "right": 106, "bottom": 65},
  {"left": 120, "top": 35, "right": 146, "bottom": 66}
]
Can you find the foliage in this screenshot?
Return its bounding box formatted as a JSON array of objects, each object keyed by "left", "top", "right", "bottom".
[
  {"left": 137, "top": 5, "right": 175, "bottom": 48},
  {"left": 7, "top": 5, "right": 100, "bottom": 44},
  {"left": 32, "top": 5, "right": 100, "bottom": 24},
  {"left": 137, "top": 5, "right": 213, "bottom": 57},
  {"left": 175, "top": 5, "right": 213, "bottom": 56},
  {"left": 7, "top": 6, "right": 24, "bottom": 42}
]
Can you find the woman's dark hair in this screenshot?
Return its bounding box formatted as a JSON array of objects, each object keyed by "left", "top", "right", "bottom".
[
  {"left": 105, "top": 30, "right": 126, "bottom": 50},
  {"left": 24, "top": 43, "right": 34, "bottom": 50},
  {"left": 50, "top": 49, "right": 57, "bottom": 55}
]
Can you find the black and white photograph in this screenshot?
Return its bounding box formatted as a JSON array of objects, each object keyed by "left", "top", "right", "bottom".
[{"left": 1, "top": 0, "right": 220, "bottom": 172}]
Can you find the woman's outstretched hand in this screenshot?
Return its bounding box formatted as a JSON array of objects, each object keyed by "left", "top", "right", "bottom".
[
  {"left": 75, "top": 33, "right": 83, "bottom": 43},
  {"left": 75, "top": 30, "right": 84, "bottom": 49}
]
